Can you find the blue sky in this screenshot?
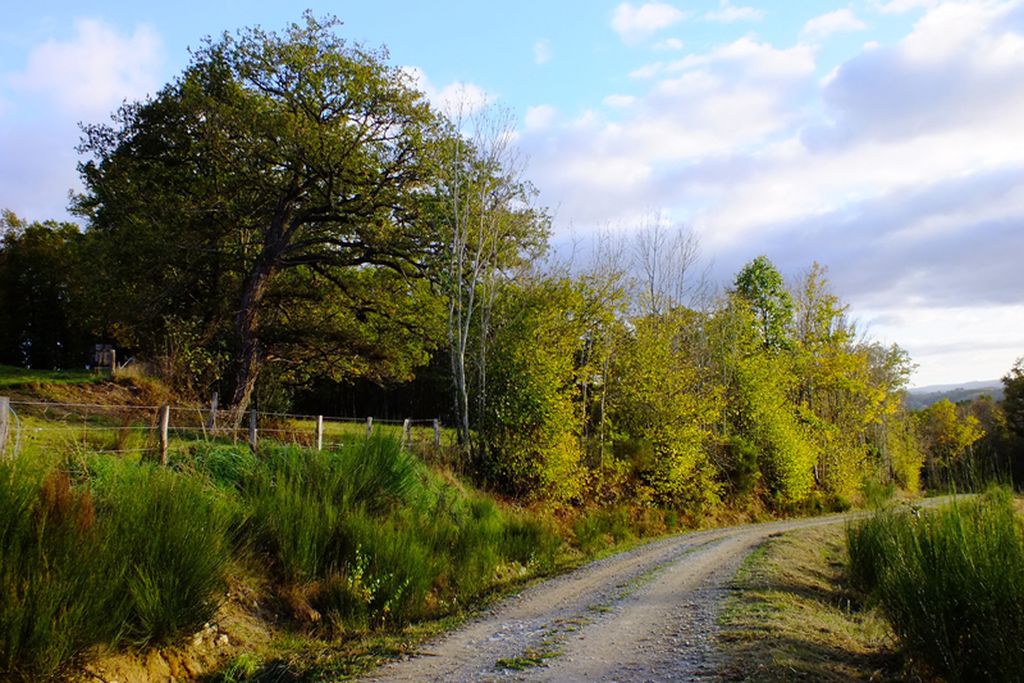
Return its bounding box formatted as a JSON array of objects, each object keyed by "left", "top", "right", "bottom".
[{"left": 2, "top": 1, "right": 1023, "bottom": 387}]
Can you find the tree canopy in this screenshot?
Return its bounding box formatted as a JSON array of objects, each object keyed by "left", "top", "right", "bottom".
[
  {"left": 75, "top": 14, "right": 449, "bottom": 421},
  {"left": 733, "top": 255, "right": 793, "bottom": 352}
]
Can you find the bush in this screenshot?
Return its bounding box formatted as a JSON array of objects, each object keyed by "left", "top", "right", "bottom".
[
  {"left": 847, "top": 488, "right": 1024, "bottom": 681},
  {"left": 573, "top": 507, "right": 635, "bottom": 556}
]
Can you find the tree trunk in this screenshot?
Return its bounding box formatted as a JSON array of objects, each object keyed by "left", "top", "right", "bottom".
[{"left": 227, "top": 255, "right": 276, "bottom": 428}]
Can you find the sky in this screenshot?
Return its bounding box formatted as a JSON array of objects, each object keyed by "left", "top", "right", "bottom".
[{"left": 1, "top": 0, "right": 1023, "bottom": 388}]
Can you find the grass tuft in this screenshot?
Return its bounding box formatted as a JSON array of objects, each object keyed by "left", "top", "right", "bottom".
[
  {"left": 0, "top": 457, "right": 231, "bottom": 680},
  {"left": 847, "top": 488, "right": 1024, "bottom": 682}
]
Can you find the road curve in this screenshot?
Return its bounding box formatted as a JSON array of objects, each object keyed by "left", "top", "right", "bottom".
[{"left": 360, "top": 511, "right": 872, "bottom": 683}]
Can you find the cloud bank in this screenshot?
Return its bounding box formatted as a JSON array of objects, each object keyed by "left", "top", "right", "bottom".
[{"left": 522, "top": 0, "right": 1024, "bottom": 385}]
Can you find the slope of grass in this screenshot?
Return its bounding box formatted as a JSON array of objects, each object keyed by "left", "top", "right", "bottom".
[
  {"left": 0, "top": 364, "right": 99, "bottom": 388},
  {"left": 847, "top": 488, "right": 1024, "bottom": 682},
  {"left": 718, "top": 525, "right": 899, "bottom": 682},
  {"left": 0, "top": 458, "right": 232, "bottom": 681}
]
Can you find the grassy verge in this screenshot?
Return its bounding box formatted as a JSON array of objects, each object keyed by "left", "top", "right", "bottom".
[
  {"left": 717, "top": 525, "right": 899, "bottom": 682},
  {"left": 847, "top": 488, "right": 1024, "bottom": 682},
  {"left": 0, "top": 436, "right": 687, "bottom": 681},
  {"left": 0, "top": 458, "right": 233, "bottom": 680}
]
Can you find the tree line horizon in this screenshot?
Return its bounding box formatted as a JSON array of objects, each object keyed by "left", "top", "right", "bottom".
[{"left": 1, "top": 13, "right": 1021, "bottom": 510}]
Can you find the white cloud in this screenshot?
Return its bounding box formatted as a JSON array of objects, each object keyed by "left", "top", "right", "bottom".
[
  {"left": 524, "top": 104, "right": 557, "bottom": 131},
  {"left": 629, "top": 62, "right": 666, "bottom": 79},
  {"left": 654, "top": 38, "right": 684, "bottom": 51},
  {"left": 705, "top": 1, "right": 766, "bottom": 23},
  {"left": 533, "top": 40, "right": 553, "bottom": 65},
  {"left": 401, "top": 66, "right": 494, "bottom": 118},
  {"left": 519, "top": 37, "right": 817, "bottom": 228},
  {"left": 611, "top": 2, "right": 687, "bottom": 43},
  {"left": 603, "top": 94, "right": 637, "bottom": 108},
  {"left": 801, "top": 9, "right": 867, "bottom": 40},
  {"left": 520, "top": 0, "right": 1024, "bottom": 339},
  {"left": 860, "top": 304, "right": 1024, "bottom": 387},
  {"left": 874, "top": 0, "right": 939, "bottom": 15},
  {"left": 7, "top": 18, "right": 163, "bottom": 118},
  {"left": 0, "top": 19, "right": 165, "bottom": 222},
  {"left": 522, "top": 1, "right": 1024, "bottom": 385},
  {"left": 668, "top": 37, "right": 816, "bottom": 81}
]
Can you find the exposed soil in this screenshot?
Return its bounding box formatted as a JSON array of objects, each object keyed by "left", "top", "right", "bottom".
[
  {"left": 72, "top": 582, "right": 274, "bottom": 683},
  {"left": 359, "top": 512, "right": 865, "bottom": 682}
]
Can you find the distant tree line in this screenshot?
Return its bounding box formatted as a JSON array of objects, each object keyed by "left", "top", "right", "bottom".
[{"left": 1, "top": 13, "right": 1021, "bottom": 511}]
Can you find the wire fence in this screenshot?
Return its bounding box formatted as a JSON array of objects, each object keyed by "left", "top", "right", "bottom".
[{"left": 0, "top": 395, "right": 450, "bottom": 464}]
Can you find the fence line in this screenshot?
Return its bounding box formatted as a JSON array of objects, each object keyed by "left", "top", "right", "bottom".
[{"left": 0, "top": 395, "right": 444, "bottom": 462}]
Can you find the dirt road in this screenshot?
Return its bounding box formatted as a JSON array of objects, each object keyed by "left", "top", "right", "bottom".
[{"left": 361, "top": 511, "right": 869, "bottom": 682}]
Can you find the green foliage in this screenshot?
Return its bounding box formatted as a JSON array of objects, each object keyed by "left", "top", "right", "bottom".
[
  {"left": 733, "top": 255, "right": 793, "bottom": 352},
  {"left": 608, "top": 310, "right": 722, "bottom": 512},
  {"left": 917, "top": 398, "right": 985, "bottom": 489},
  {"left": 0, "top": 212, "right": 89, "bottom": 370},
  {"left": 480, "top": 277, "right": 589, "bottom": 500},
  {"left": 1003, "top": 357, "right": 1024, "bottom": 440},
  {"left": 75, "top": 14, "right": 449, "bottom": 408},
  {"left": 722, "top": 434, "right": 760, "bottom": 499},
  {"left": 736, "top": 351, "right": 816, "bottom": 504},
  {"left": 0, "top": 458, "right": 231, "bottom": 680},
  {"left": 885, "top": 409, "right": 924, "bottom": 492},
  {"left": 847, "top": 489, "right": 1024, "bottom": 681}
]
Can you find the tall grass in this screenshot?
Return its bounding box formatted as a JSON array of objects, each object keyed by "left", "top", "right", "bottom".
[
  {"left": 2, "top": 435, "right": 639, "bottom": 678},
  {"left": 192, "top": 437, "right": 564, "bottom": 631},
  {"left": 846, "top": 488, "right": 1024, "bottom": 682},
  {"left": 0, "top": 457, "right": 232, "bottom": 680}
]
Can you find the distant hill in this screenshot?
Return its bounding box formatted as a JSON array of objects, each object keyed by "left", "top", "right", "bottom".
[{"left": 905, "top": 380, "right": 1004, "bottom": 410}]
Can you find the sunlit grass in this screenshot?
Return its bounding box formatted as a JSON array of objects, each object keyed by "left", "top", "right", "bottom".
[{"left": 847, "top": 488, "right": 1024, "bottom": 682}]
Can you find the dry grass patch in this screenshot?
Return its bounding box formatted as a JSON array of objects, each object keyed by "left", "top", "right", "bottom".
[{"left": 717, "top": 525, "right": 901, "bottom": 682}]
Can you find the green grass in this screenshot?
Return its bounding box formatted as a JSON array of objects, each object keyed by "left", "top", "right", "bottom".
[
  {"left": 0, "top": 428, "right": 684, "bottom": 681},
  {"left": 0, "top": 364, "right": 100, "bottom": 388},
  {"left": 189, "top": 436, "right": 564, "bottom": 634},
  {"left": 0, "top": 457, "right": 232, "bottom": 681},
  {"left": 718, "top": 525, "right": 898, "bottom": 681},
  {"left": 846, "top": 488, "right": 1024, "bottom": 682}
]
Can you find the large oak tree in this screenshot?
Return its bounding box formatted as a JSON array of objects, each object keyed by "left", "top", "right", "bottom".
[{"left": 76, "top": 15, "right": 448, "bottom": 423}]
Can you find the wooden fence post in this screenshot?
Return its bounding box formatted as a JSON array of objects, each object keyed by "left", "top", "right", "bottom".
[
  {"left": 402, "top": 418, "right": 411, "bottom": 447},
  {"left": 158, "top": 405, "right": 170, "bottom": 466},
  {"left": 0, "top": 397, "right": 9, "bottom": 458},
  {"left": 433, "top": 419, "right": 441, "bottom": 448},
  {"left": 110, "top": 349, "right": 117, "bottom": 377},
  {"left": 249, "top": 409, "right": 258, "bottom": 451},
  {"left": 366, "top": 416, "right": 373, "bottom": 437},
  {"left": 207, "top": 391, "right": 218, "bottom": 433},
  {"left": 316, "top": 415, "right": 324, "bottom": 451}
]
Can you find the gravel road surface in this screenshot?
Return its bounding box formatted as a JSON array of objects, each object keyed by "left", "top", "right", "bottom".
[{"left": 361, "top": 511, "right": 871, "bottom": 682}]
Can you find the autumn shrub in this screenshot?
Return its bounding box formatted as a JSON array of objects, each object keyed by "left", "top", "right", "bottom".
[
  {"left": 847, "top": 488, "right": 1024, "bottom": 681},
  {"left": 0, "top": 463, "right": 117, "bottom": 680}
]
